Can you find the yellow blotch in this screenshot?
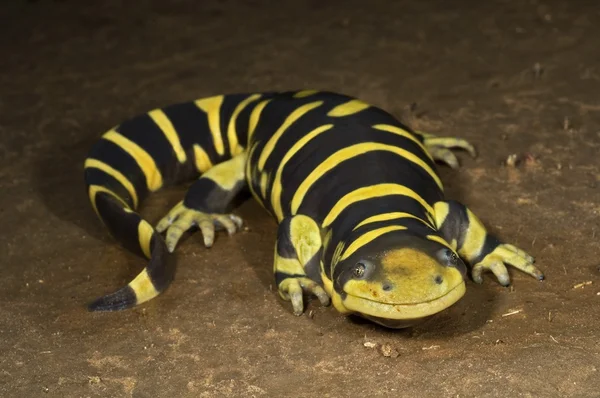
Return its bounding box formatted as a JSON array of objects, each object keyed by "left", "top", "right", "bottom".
[
  {"left": 271, "top": 124, "right": 334, "bottom": 221},
  {"left": 433, "top": 201, "right": 451, "bottom": 229},
  {"left": 461, "top": 209, "right": 488, "bottom": 260},
  {"left": 193, "top": 144, "right": 213, "bottom": 173},
  {"left": 248, "top": 99, "right": 272, "bottom": 143},
  {"left": 148, "top": 109, "right": 187, "bottom": 163},
  {"left": 84, "top": 158, "right": 139, "bottom": 208},
  {"left": 327, "top": 99, "right": 370, "bottom": 117},
  {"left": 194, "top": 95, "right": 225, "bottom": 156},
  {"left": 291, "top": 143, "right": 441, "bottom": 216},
  {"left": 293, "top": 90, "right": 319, "bottom": 98},
  {"left": 341, "top": 225, "right": 408, "bottom": 261},
  {"left": 88, "top": 185, "right": 130, "bottom": 217},
  {"left": 353, "top": 212, "right": 433, "bottom": 231},
  {"left": 323, "top": 184, "right": 434, "bottom": 228},
  {"left": 227, "top": 94, "right": 262, "bottom": 156},
  {"left": 372, "top": 124, "right": 434, "bottom": 162},
  {"left": 258, "top": 101, "right": 323, "bottom": 171},
  {"left": 289, "top": 215, "right": 322, "bottom": 265},
  {"left": 138, "top": 220, "right": 154, "bottom": 259},
  {"left": 204, "top": 152, "right": 246, "bottom": 191},
  {"left": 128, "top": 268, "right": 159, "bottom": 305},
  {"left": 102, "top": 130, "right": 163, "bottom": 191}
]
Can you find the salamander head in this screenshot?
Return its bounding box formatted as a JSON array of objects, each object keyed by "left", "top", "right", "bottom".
[{"left": 330, "top": 234, "right": 467, "bottom": 328}]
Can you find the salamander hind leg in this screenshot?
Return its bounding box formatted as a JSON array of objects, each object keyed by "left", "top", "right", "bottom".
[
  {"left": 274, "top": 215, "right": 330, "bottom": 315},
  {"left": 156, "top": 153, "right": 247, "bottom": 252},
  {"left": 157, "top": 202, "right": 243, "bottom": 251},
  {"left": 420, "top": 131, "right": 477, "bottom": 169}
]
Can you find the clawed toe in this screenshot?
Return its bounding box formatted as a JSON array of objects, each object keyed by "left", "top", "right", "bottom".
[
  {"left": 421, "top": 132, "right": 477, "bottom": 168},
  {"left": 278, "top": 277, "right": 330, "bottom": 316},
  {"left": 156, "top": 201, "right": 244, "bottom": 252},
  {"left": 471, "top": 243, "right": 543, "bottom": 285}
]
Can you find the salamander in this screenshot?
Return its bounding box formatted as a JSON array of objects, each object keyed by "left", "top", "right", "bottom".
[{"left": 84, "top": 90, "right": 544, "bottom": 328}]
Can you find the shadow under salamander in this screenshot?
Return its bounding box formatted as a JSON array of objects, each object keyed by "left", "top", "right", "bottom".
[{"left": 33, "top": 135, "right": 110, "bottom": 243}]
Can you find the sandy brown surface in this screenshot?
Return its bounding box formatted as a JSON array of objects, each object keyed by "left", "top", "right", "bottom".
[{"left": 1, "top": 1, "right": 599, "bottom": 397}]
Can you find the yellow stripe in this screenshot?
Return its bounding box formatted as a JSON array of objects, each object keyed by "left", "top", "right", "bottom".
[
  {"left": 327, "top": 99, "right": 370, "bottom": 117},
  {"left": 102, "top": 130, "right": 163, "bottom": 191},
  {"left": 138, "top": 220, "right": 154, "bottom": 259},
  {"left": 148, "top": 109, "right": 187, "bottom": 163},
  {"left": 426, "top": 212, "right": 436, "bottom": 227},
  {"left": 248, "top": 99, "right": 272, "bottom": 143},
  {"left": 85, "top": 158, "right": 138, "bottom": 208},
  {"left": 194, "top": 95, "right": 225, "bottom": 156},
  {"left": 227, "top": 94, "right": 262, "bottom": 156},
  {"left": 353, "top": 212, "right": 433, "bottom": 231},
  {"left": 373, "top": 124, "right": 434, "bottom": 162},
  {"left": 245, "top": 144, "right": 266, "bottom": 209},
  {"left": 426, "top": 234, "right": 455, "bottom": 252},
  {"left": 193, "top": 144, "right": 213, "bottom": 173},
  {"left": 258, "top": 101, "right": 323, "bottom": 170},
  {"left": 271, "top": 124, "right": 334, "bottom": 221},
  {"left": 88, "top": 185, "right": 130, "bottom": 216},
  {"left": 322, "top": 184, "right": 434, "bottom": 228},
  {"left": 331, "top": 241, "right": 346, "bottom": 268},
  {"left": 341, "top": 225, "right": 408, "bottom": 261},
  {"left": 260, "top": 173, "right": 269, "bottom": 198},
  {"left": 293, "top": 90, "right": 318, "bottom": 98},
  {"left": 128, "top": 268, "right": 159, "bottom": 305},
  {"left": 291, "top": 142, "right": 442, "bottom": 214},
  {"left": 274, "top": 254, "right": 303, "bottom": 276}
]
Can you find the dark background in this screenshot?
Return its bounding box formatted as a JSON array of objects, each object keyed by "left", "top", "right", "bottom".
[{"left": 1, "top": 0, "right": 599, "bottom": 396}]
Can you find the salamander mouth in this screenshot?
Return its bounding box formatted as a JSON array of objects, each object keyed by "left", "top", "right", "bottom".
[{"left": 342, "top": 281, "right": 466, "bottom": 328}]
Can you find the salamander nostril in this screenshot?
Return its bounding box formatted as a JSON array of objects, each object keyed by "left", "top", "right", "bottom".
[
  {"left": 434, "top": 275, "right": 443, "bottom": 285},
  {"left": 382, "top": 282, "right": 393, "bottom": 291}
]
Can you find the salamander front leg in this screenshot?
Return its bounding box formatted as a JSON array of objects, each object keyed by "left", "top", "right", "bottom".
[
  {"left": 274, "top": 215, "right": 330, "bottom": 315},
  {"left": 420, "top": 131, "right": 477, "bottom": 169},
  {"left": 434, "top": 200, "right": 544, "bottom": 285}
]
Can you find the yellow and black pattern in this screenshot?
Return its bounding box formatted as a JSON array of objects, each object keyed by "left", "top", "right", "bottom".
[
  {"left": 84, "top": 90, "right": 543, "bottom": 328},
  {"left": 84, "top": 93, "right": 268, "bottom": 310}
]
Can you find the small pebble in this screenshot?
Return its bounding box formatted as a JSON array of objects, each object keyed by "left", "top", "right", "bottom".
[
  {"left": 363, "top": 341, "right": 377, "bottom": 349},
  {"left": 380, "top": 343, "right": 400, "bottom": 358}
]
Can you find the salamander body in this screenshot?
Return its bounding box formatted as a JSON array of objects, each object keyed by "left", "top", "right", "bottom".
[{"left": 84, "top": 90, "right": 543, "bottom": 328}]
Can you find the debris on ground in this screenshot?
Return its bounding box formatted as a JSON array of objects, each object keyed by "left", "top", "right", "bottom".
[
  {"left": 379, "top": 343, "right": 400, "bottom": 358},
  {"left": 572, "top": 281, "right": 593, "bottom": 289}
]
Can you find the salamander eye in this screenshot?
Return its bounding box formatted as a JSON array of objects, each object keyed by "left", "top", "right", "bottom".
[
  {"left": 443, "top": 248, "right": 458, "bottom": 265},
  {"left": 353, "top": 262, "right": 367, "bottom": 278}
]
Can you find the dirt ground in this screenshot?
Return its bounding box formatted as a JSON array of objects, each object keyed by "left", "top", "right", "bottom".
[{"left": 1, "top": 0, "right": 599, "bottom": 397}]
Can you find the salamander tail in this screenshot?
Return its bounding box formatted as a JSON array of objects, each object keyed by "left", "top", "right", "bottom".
[{"left": 87, "top": 191, "right": 175, "bottom": 311}]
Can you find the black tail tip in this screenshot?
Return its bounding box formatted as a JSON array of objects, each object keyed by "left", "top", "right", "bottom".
[{"left": 87, "top": 286, "right": 137, "bottom": 312}]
